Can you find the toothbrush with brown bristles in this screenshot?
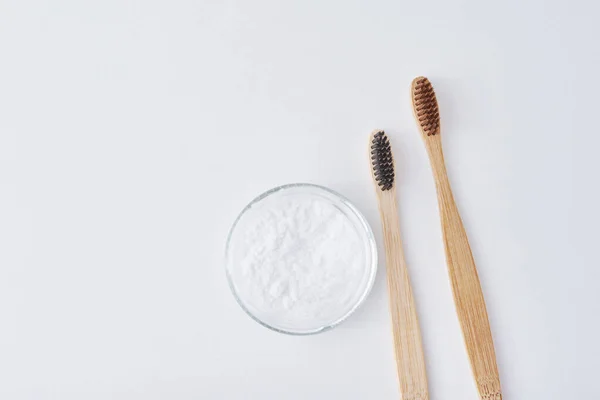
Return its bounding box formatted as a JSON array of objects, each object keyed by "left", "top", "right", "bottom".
[
  {"left": 410, "top": 77, "right": 502, "bottom": 400},
  {"left": 369, "top": 130, "right": 429, "bottom": 400}
]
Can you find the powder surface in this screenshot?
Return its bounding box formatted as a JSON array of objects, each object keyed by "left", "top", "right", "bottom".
[{"left": 227, "top": 187, "right": 374, "bottom": 333}]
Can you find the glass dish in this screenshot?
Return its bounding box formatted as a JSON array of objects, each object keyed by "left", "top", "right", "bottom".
[{"left": 225, "top": 183, "right": 377, "bottom": 335}]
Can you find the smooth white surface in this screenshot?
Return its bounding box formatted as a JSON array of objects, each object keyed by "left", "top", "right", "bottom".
[{"left": 1, "top": 1, "right": 598, "bottom": 399}]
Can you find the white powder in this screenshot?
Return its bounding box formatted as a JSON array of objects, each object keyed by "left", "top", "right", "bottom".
[{"left": 226, "top": 185, "right": 376, "bottom": 333}]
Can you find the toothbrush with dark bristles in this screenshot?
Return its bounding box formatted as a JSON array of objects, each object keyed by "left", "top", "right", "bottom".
[
  {"left": 369, "top": 130, "right": 429, "bottom": 400},
  {"left": 411, "top": 76, "right": 502, "bottom": 400}
]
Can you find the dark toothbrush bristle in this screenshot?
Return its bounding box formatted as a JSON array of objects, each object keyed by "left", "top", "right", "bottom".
[{"left": 370, "top": 130, "right": 394, "bottom": 191}]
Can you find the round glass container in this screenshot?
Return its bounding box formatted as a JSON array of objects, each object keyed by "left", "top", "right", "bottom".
[{"left": 225, "top": 183, "right": 377, "bottom": 335}]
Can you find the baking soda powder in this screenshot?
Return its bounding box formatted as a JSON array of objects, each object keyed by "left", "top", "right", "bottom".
[{"left": 227, "top": 186, "right": 375, "bottom": 333}]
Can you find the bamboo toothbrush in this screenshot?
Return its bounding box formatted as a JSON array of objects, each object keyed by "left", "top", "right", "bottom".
[
  {"left": 369, "top": 130, "right": 429, "bottom": 400},
  {"left": 410, "top": 77, "right": 502, "bottom": 400}
]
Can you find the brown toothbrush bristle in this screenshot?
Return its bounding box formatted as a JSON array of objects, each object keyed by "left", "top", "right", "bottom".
[{"left": 412, "top": 77, "right": 440, "bottom": 136}]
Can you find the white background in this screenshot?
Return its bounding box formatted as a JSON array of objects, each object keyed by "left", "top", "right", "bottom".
[{"left": 1, "top": 0, "right": 598, "bottom": 399}]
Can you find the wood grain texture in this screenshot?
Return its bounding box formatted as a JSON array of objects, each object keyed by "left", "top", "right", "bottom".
[
  {"left": 412, "top": 83, "right": 502, "bottom": 400},
  {"left": 411, "top": 76, "right": 502, "bottom": 400},
  {"left": 421, "top": 134, "right": 502, "bottom": 400},
  {"left": 369, "top": 131, "right": 429, "bottom": 400}
]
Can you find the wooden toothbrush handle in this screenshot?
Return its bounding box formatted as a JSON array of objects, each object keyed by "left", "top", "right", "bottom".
[
  {"left": 425, "top": 138, "right": 502, "bottom": 400},
  {"left": 378, "top": 192, "right": 429, "bottom": 400}
]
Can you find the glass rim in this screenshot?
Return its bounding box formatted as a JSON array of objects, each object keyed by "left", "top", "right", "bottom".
[{"left": 224, "top": 182, "right": 378, "bottom": 335}]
